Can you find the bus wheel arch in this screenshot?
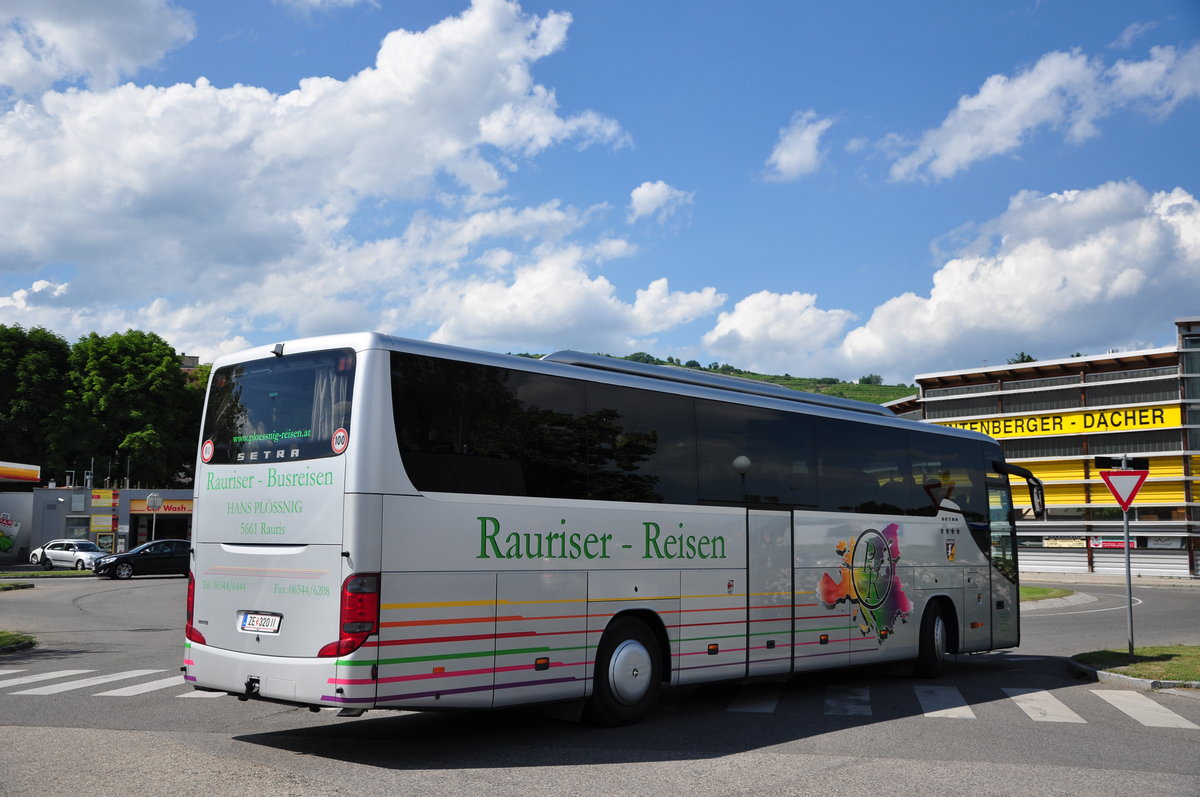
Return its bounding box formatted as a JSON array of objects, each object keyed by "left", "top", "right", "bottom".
[
  {"left": 587, "top": 611, "right": 668, "bottom": 726},
  {"left": 912, "top": 596, "right": 957, "bottom": 678}
]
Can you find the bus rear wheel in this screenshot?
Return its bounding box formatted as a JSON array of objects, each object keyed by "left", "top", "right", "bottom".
[
  {"left": 587, "top": 617, "right": 662, "bottom": 726},
  {"left": 912, "top": 602, "right": 948, "bottom": 678}
]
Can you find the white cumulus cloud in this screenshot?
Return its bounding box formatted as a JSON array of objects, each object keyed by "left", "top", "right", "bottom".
[
  {"left": 764, "top": 110, "right": 834, "bottom": 182},
  {"left": 0, "top": 0, "right": 640, "bottom": 358},
  {"left": 427, "top": 246, "right": 725, "bottom": 353},
  {"left": 702, "top": 291, "right": 856, "bottom": 374},
  {"left": 0, "top": 0, "right": 195, "bottom": 96},
  {"left": 627, "top": 180, "right": 695, "bottom": 225},
  {"left": 839, "top": 180, "right": 1200, "bottom": 377},
  {"left": 695, "top": 180, "right": 1200, "bottom": 382},
  {"left": 890, "top": 44, "right": 1200, "bottom": 182}
]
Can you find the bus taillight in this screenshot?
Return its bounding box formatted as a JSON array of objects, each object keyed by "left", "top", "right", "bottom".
[
  {"left": 185, "top": 571, "right": 206, "bottom": 645},
  {"left": 318, "top": 573, "right": 380, "bottom": 657}
]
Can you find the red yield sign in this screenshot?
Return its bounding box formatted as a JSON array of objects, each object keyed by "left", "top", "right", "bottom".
[{"left": 1098, "top": 470, "right": 1149, "bottom": 512}]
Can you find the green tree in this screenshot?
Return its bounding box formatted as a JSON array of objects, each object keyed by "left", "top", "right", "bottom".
[
  {"left": 0, "top": 325, "right": 72, "bottom": 473},
  {"left": 858, "top": 374, "right": 883, "bottom": 385},
  {"left": 60, "top": 330, "right": 203, "bottom": 488},
  {"left": 1007, "top": 352, "right": 1037, "bottom": 363}
]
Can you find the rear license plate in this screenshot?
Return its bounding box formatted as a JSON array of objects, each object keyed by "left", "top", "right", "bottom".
[{"left": 240, "top": 612, "right": 282, "bottom": 634}]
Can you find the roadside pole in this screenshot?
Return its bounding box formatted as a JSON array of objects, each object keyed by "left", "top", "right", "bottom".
[
  {"left": 1122, "top": 464, "right": 1134, "bottom": 660},
  {"left": 147, "top": 492, "right": 163, "bottom": 542},
  {"left": 1096, "top": 456, "right": 1149, "bottom": 659}
]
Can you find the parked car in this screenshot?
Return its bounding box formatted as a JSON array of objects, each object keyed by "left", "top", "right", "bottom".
[
  {"left": 93, "top": 539, "right": 191, "bottom": 580},
  {"left": 30, "top": 539, "right": 107, "bottom": 570}
]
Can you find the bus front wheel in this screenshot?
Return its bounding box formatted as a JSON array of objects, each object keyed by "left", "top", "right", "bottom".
[
  {"left": 587, "top": 617, "right": 662, "bottom": 726},
  {"left": 912, "top": 602, "right": 948, "bottom": 678}
]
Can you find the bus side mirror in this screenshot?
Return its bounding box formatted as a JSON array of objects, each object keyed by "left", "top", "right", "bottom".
[
  {"left": 1027, "top": 476, "right": 1045, "bottom": 519},
  {"left": 994, "top": 461, "right": 1045, "bottom": 520}
]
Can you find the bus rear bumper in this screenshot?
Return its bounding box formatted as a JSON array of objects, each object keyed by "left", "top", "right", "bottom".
[{"left": 183, "top": 642, "right": 370, "bottom": 708}]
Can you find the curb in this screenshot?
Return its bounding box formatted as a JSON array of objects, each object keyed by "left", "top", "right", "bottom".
[
  {"left": 0, "top": 639, "right": 35, "bottom": 654},
  {"left": 1068, "top": 657, "right": 1200, "bottom": 691},
  {"left": 0, "top": 582, "right": 35, "bottom": 592}
]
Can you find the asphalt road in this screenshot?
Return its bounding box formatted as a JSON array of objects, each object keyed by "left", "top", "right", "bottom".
[
  {"left": 2, "top": 574, "right": 1198, "bottom": 797},
  {"left": 1019, "top": 576, "right": 1200, "bottom": 656}
]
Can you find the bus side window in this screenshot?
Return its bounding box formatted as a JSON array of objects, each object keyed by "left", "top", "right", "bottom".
[
  {"left": 814, "top": 418, "right": 909, "bottom": 514},
  {"left": 696, "top": 399, "right": 814, "bottom": 507},
  {"left": 908, "top": 436, "right": 989, "bottom": 521},
  {"left": 584, "top": 383, "right": 697, "bottom": 505}
]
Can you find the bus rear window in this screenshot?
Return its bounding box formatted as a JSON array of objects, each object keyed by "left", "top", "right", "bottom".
[{"left": 201, "top": 349, "right": 355, "bottom": 464}]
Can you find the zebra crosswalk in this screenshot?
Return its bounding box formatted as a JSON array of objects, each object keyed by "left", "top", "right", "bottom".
[
  {"left": 0, "top": 667, "right": 221, "bottom": 698},
  {"left": 730, "top": 682, "right": 1199, "bottom": 730},
  {"left": 913, "top": 684, "right": 974, "bottom": 718},
  {"left": 2, "top": 665, "right": 1198, "bottom": 729},
  {"left": 1002, "top": 686, "right": 1086, "bottom": 723}
]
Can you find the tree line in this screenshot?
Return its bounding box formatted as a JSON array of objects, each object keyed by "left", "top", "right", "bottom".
[{"left": 0, "top": 325, "right": 209, "bottom": 489}]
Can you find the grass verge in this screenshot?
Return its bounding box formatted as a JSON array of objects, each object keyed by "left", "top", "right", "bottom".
[
  {"left": 1019, "top": 586, "right": 1072, "bottom": 601},
  {"left": 0, "top": 630, "right": 34, "bottom": 650},
  {"left": 1075, "top": 646, "right": 1200, "bottom": 682},
  {"left": 0, "top": 570, "right": 93, "bottom": 578}
]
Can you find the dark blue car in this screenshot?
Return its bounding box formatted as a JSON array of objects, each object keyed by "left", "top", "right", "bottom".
[{"left": 93, "top": 539, "right": 191, "bottom": 579}]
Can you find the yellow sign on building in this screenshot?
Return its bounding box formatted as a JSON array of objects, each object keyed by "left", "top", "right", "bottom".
[
  {"left": 90, "top": 514, "right": 116, "bottom": 533},
  {"left": 937, "top": 404, "right": 1180, "bottom": 439}
]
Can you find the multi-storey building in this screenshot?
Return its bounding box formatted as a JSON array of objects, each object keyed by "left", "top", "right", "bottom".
[{"left": 889, "top": 318, "right": 1199, "bottom": 578}]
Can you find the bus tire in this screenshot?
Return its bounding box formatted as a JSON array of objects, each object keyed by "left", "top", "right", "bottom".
[
  {"left": 912, "top": 601, "right": 948, "bottom": 678},
  {"left": 587, "top": 617, "right": 662, "bottom": 726}
]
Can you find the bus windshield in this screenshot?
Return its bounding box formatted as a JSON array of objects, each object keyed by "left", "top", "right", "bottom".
[{"left": 201, "top": 348, "right": 355, "bottom": 465}]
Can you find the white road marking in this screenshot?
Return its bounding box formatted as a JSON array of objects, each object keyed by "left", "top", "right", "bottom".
[
  {"left": 0, "top": 670, "right": 94, "bottom": 688},
  {"left": 1091, "top": 690, "right": 1199, "bottom": 729},
  {"left": 95, "top": 674, "right": 186, "bottom": 696},
  {"left": 10, "top": 669, "right": 165, "bottom": 695},
  {"left": 915, "top": 685, "right": 976, "bottom": 718},
  {"left": 1003, "top": 688, "right": 1086, "bottom": 723}
]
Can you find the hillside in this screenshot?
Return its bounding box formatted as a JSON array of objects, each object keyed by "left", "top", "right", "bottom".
[
  {"left": 744, "top": 373, "right": 915, "bottom": 404},
  {"left": 515, "top": 352, "right": 916, "bottom": 406}
]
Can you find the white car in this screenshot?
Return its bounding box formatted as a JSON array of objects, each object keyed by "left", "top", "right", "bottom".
[{"left": 30, "top": 539, "right": 106, "bottom": 570}]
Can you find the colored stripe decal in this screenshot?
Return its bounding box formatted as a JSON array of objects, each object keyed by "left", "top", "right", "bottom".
[{"left": 323, "top": 675, "right": 585, "bottom": 704}]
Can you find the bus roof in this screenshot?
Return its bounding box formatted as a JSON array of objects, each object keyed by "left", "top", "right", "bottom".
[
  {"left": 215, "top": 334, "right": 1000, "bottom": 441},
  {"left": 541, "top": 350, "right": 892, "bottom": 418}
]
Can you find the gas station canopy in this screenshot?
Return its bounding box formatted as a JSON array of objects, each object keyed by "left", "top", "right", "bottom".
[{"left": 0, "top": 461, "right": 40, "bottom": 484}]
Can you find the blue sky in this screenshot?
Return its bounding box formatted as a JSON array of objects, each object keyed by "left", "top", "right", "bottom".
[{"left": 1, "top": 0, "right": 1198, "bottom": 382}]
